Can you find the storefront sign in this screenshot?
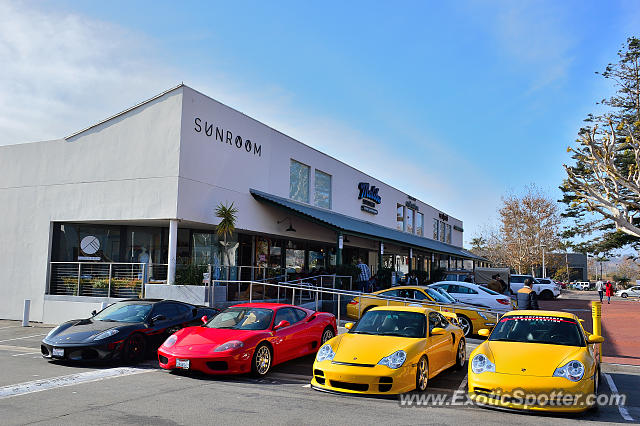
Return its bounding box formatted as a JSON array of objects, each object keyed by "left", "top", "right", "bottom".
[
  {"left": 194, "top": 117, "right": 262, "bottom": 157},
  {"left": 453, "top": 225, "right": 464, "bottom": 232},
  {"left": 405, "top": 201, "right": 419, "bottom": 211},
  {"left": 358, "top": 182, "right": 381, "bottom": 214},
  {"left": 439, "top": 213, "right": 449, "bottom": 221}
]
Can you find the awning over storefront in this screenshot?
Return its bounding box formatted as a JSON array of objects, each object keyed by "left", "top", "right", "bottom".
[{"left": 250, "top": 189, "right": 485, "bottom": 261}]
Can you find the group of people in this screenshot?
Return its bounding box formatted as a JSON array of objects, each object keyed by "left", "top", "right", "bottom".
[{"left": 596, "top": 280, "right": 614, "bottom": 304}]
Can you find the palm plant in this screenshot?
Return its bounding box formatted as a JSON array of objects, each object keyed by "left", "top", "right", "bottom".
[{"left": 215, "top": 202, "right": 238, "bottom": 246}]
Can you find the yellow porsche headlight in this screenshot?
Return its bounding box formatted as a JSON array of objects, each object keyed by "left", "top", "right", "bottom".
[
  {"left": 316, "top": 344, "right": 335, "bottom": 362},
  {"left": 471, "top": 353, "right": 495, "bottom": 374},
  {"left": 553, "top": 360, "right": 585, "bottom": 382},
  {"left": 378, "top": 350, "right": 406, "bottom": 369}
]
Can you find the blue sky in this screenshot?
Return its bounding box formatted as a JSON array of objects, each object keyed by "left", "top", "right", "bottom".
[{"left": 2, "top": 0, "right": 639, "bottom": 245}]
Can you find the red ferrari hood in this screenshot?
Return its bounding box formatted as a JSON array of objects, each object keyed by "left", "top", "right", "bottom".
[{"left": 175, "top": 327, "right": 262, "bottom": 349}]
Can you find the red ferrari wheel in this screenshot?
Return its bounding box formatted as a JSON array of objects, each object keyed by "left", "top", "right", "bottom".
[
  {"left": 321, "top": 327, "right": 335, "bottom": 344},
  {"left": 252, "top": 343, "right": 272, "bottom": 377}
]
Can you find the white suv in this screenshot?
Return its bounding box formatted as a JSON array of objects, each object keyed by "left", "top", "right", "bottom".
[{"left": 510, "top": 275, "right": 561, "bottom": 300}]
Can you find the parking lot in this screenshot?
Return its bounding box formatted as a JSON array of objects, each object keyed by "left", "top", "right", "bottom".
[{"left": 1, "top": 294, "right": 639, "bottom": 426}]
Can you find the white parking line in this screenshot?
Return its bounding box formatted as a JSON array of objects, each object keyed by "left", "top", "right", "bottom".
[
  {"left": 0, "top": 326, "right": 20, "bottom": 330},
  {"left": 603, "top": 373, "right": 635, "bottom": 422},
  {"left": 0, "top": 334, "right": 47, "bottom": 344},
  {"left": 11, "top": 352, "right": 42, "bottom": 357},
  {"left": 457, "top": 375, "right": 468, "bottom": 392},
  {"left": 0, "top": 366, "right": 155, "bottom": 399}
]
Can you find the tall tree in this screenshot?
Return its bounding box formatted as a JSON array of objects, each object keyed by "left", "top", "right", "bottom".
[{"left": 561, "top": 37, "right": 640, "bottom": 250}]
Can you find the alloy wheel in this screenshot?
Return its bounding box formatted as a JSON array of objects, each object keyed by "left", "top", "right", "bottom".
[
  {"left": 321, "top": 328, "right": 335, "bottom": 344},
  {"left": 417, "top": 357, "right": 428, "bottom": 391},
  {"left": 255, "top": 345, "right": 271, "bottom": 375}
]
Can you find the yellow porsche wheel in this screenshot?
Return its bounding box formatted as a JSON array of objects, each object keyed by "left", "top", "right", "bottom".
[{"left": 416, "top": 356, "right": 429, "bottom": 391}]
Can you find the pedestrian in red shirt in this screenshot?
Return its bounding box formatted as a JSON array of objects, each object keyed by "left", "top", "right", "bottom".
[{"left": 605, "top": 281, "right": 613, "bottom": 304}]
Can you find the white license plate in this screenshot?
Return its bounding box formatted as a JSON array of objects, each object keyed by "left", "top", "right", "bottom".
[
  {"left": 176, "top": 359, "right": 190, "bottom": 369},
  {"left": 52, "top": 347, "right": 64, "bottom": 357}
]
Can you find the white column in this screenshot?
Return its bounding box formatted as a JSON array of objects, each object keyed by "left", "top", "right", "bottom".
[{"left": 167, "top": 219, "right": 178, "bottom": 285}]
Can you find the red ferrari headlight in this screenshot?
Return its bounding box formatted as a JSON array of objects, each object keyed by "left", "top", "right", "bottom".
[
  {"left": 163, "top": 335, "right": 178, "bottom": 348},
  {"left": 214, "top": 340, "right": 244, "bottom": 352}
]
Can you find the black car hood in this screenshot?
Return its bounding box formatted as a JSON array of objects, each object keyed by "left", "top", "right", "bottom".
[{"left": 44, "top": 318, "right": 143, "bottom": 345}]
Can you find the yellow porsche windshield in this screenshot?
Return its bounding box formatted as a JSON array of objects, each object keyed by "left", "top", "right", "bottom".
[
  {"left": 351, "top": 310, "right": 426, "bottom": 338},
  {"left": 489, "top": 315, "right": 585, "bottom": 347}
]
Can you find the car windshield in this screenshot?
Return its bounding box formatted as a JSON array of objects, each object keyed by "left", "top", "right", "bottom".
[
  {"left": 93, "top": 303, "right": 152, "bottom": 323},
  {"left": 478, "top": 286, "right": 499, "bottom": 295},
  {"left": 351, "top": 310, "right": 426, "bottom": 338},
  {"left": 489, "top": 315, "right": 585, "bottom": 347},
  {"left": 430, "top": 287, "right": 457, "bottom": 303},
  {"left": 206, "top": 307, "right": 274, "bottom": 330},
  {"left": 424, "top": 288, "right": 452, "bottom": 304}
]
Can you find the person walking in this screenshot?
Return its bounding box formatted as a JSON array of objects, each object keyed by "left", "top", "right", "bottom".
[
  {"left": 356, "top": 258, "right": 371, "bottom": 293},
  {"left": 596, "top": 279, "right": 604, "bottom": 303},
  {"left": 516, "top": 278, "right": 539, "bottom": 310},
  {"left": 605, "top": 280, "right": 613, "bottom": 304}
]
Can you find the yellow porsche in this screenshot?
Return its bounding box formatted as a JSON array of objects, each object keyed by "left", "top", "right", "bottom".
[
  {"left": 467, "top": 310, "right": 604, "bottom": 413},
  {"left": 346, "top": 286, "right": 499, "bottom": 337},
  {"left": 311, "top": 306, "right": 466, "bottom": 395}
]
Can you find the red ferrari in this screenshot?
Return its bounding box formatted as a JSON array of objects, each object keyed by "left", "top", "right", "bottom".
[{"left": 157, "top": 303, "right": 337, "bottom": 377}]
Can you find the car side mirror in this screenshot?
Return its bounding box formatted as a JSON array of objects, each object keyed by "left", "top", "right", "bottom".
[
  {"left": 588, "top": 334, "right": 604, "bottom": 344},
  {"left": 151, "top": 314, "right": 166, "bottom": 324},
  {"left": 91, "top": 310, "right": 97, "bottom": 316},
  {"left": 274, "top": 320, "right": 290, "bottom": 330},
  {"left": 345, "top": 322, "right": 354, "bottom": 330},
  {"left": 478, "top": 329, "right": 491, "bottom": 337},
  {"left": 430, "top": 327, "right": 446, "bottom": 335},
  {"left": 201, "top": 316, "right": 208, "bottom": 324}
]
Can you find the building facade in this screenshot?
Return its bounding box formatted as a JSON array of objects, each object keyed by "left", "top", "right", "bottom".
[{"left": 0, "top": 84, "right": 484, "bottom": 323}]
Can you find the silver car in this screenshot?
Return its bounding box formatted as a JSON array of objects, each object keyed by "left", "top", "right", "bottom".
[{"left": 616, "top": 286, "right": 640, "bottom": 298}]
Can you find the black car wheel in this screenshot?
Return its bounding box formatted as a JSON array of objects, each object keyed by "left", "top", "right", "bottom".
[
  {"left": 321, "top": 327, "right": 335, "bottom": 344},
  {"left": 251, "top": 343, "right": 272, "bottom": 377},
  {"left": 122, "top": 333, "right": 147, "bottom": 364},
  {"left": 540, "top": 290, "right": 553, "bottom": 300},
  {"left": 621, "top": 293, "right": 628, "bottom": 298}
]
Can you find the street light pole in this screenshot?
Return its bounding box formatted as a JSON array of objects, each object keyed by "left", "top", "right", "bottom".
[{"left": 541, "top": 244, "right": 547, "bottom": 278}]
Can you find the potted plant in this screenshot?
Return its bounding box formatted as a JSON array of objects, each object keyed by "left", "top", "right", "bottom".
[
  {"left": 91, "top": 278, "right": 109, "bottom": 297},
  {"left": 61, "top": 276, "right": 78, "bottom": 295}
]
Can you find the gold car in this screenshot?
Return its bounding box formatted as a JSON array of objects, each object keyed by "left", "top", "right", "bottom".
[
  {"left": 468, "top": 310, "right": 604, "bottom": 413},
  {"left": 312, "top": 306, "right": 465, "bottom": 395},
  {"left": 346, "top": 286, "right": 498, "bottom": 337}
]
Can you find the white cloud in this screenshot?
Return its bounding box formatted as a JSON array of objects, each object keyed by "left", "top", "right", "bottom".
[{"left": 0, "top": 0, "right": 177, "bottom": 145}]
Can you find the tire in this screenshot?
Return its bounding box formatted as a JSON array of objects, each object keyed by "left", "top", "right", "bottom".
[
  {"left": 457, "top": 315, "right": 472, "bottom": 337},
  {"left": 454, "top": 339, "right": 466, "bottom": 370},
  {"left": 251, "top": 343, "right": 273, "bottom": 377},
  {"left": 122, "top": 333, "right": 147, "bottom": 364},
  {"left": 416, "top": 356, "right": 429, "bottom": 392},
  {"left": 589, "top": 367, "right": 601, "bottom": 412},
  {"left": 540, "top": 290, "right": 553, "bottom": 300},
  {"left": 321, "top": 326, "right": 335, "bottom": 345},
  {"left": 621, "top": 293, "right": 628, "bottom": 298}
]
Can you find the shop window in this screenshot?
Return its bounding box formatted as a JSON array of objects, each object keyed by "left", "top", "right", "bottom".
[
  {"left": 397, "top": 205, "right": 405, "bottom": 231},
  {"left": 416, "top": 213, "right": 424, "bottom": 237},
  {"left": 433, "top": 219, "right": 439, "bottom": 240},
  {"left": 446, "top": 224, "right": 452, "bottom": 244},
  {"left": 290, "top": 159, "right": 310, "bottom": 203},
  {"left": 286, "top": 249, "right": 305, "bottom": 273},
  {"left": 406, "top": 208, "right": 414, "bottom": 234},
  {"left": 314, "top": 169, "right": 332, "bottom": 209}
]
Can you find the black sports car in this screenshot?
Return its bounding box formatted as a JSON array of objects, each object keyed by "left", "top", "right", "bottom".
[{"left": 41, "top": 299, "right": 219, "bottom": 363}]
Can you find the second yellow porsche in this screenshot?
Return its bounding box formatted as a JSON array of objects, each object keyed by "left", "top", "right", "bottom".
[
  {"left": 311, "top": 306, "right": 465, "bottom": 395},
  {"left": 467, "top": 310, "right": 604, "bottom": 413}
]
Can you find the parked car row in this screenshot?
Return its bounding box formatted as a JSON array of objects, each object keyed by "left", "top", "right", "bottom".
[{"left": 40, "top": 297, "right": 605, "bottom": 413}]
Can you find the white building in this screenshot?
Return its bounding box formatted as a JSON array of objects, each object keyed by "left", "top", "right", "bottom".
[{"left": 0, "top": 84, "right": 485, "bottom": 323}]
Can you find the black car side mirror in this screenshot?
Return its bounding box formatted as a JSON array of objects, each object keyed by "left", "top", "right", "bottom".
[
  {"left": 150, "top": 314, "right": 166, "bottom": 324},
  {"left": 91, "top": 310, "right": 97, "bottom": 316}
]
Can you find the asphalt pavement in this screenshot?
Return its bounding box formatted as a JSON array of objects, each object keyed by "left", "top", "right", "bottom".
[{"left": 0, "top": 319, "right": 638, "bottom": 425}]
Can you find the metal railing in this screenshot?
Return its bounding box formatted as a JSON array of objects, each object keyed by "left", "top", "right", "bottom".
[
  {"left": 209, "top": 279, "right": 505, "bottom": 328},
  {"left": 49, "top": 262, "right": 146, "bottom": 298}
]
